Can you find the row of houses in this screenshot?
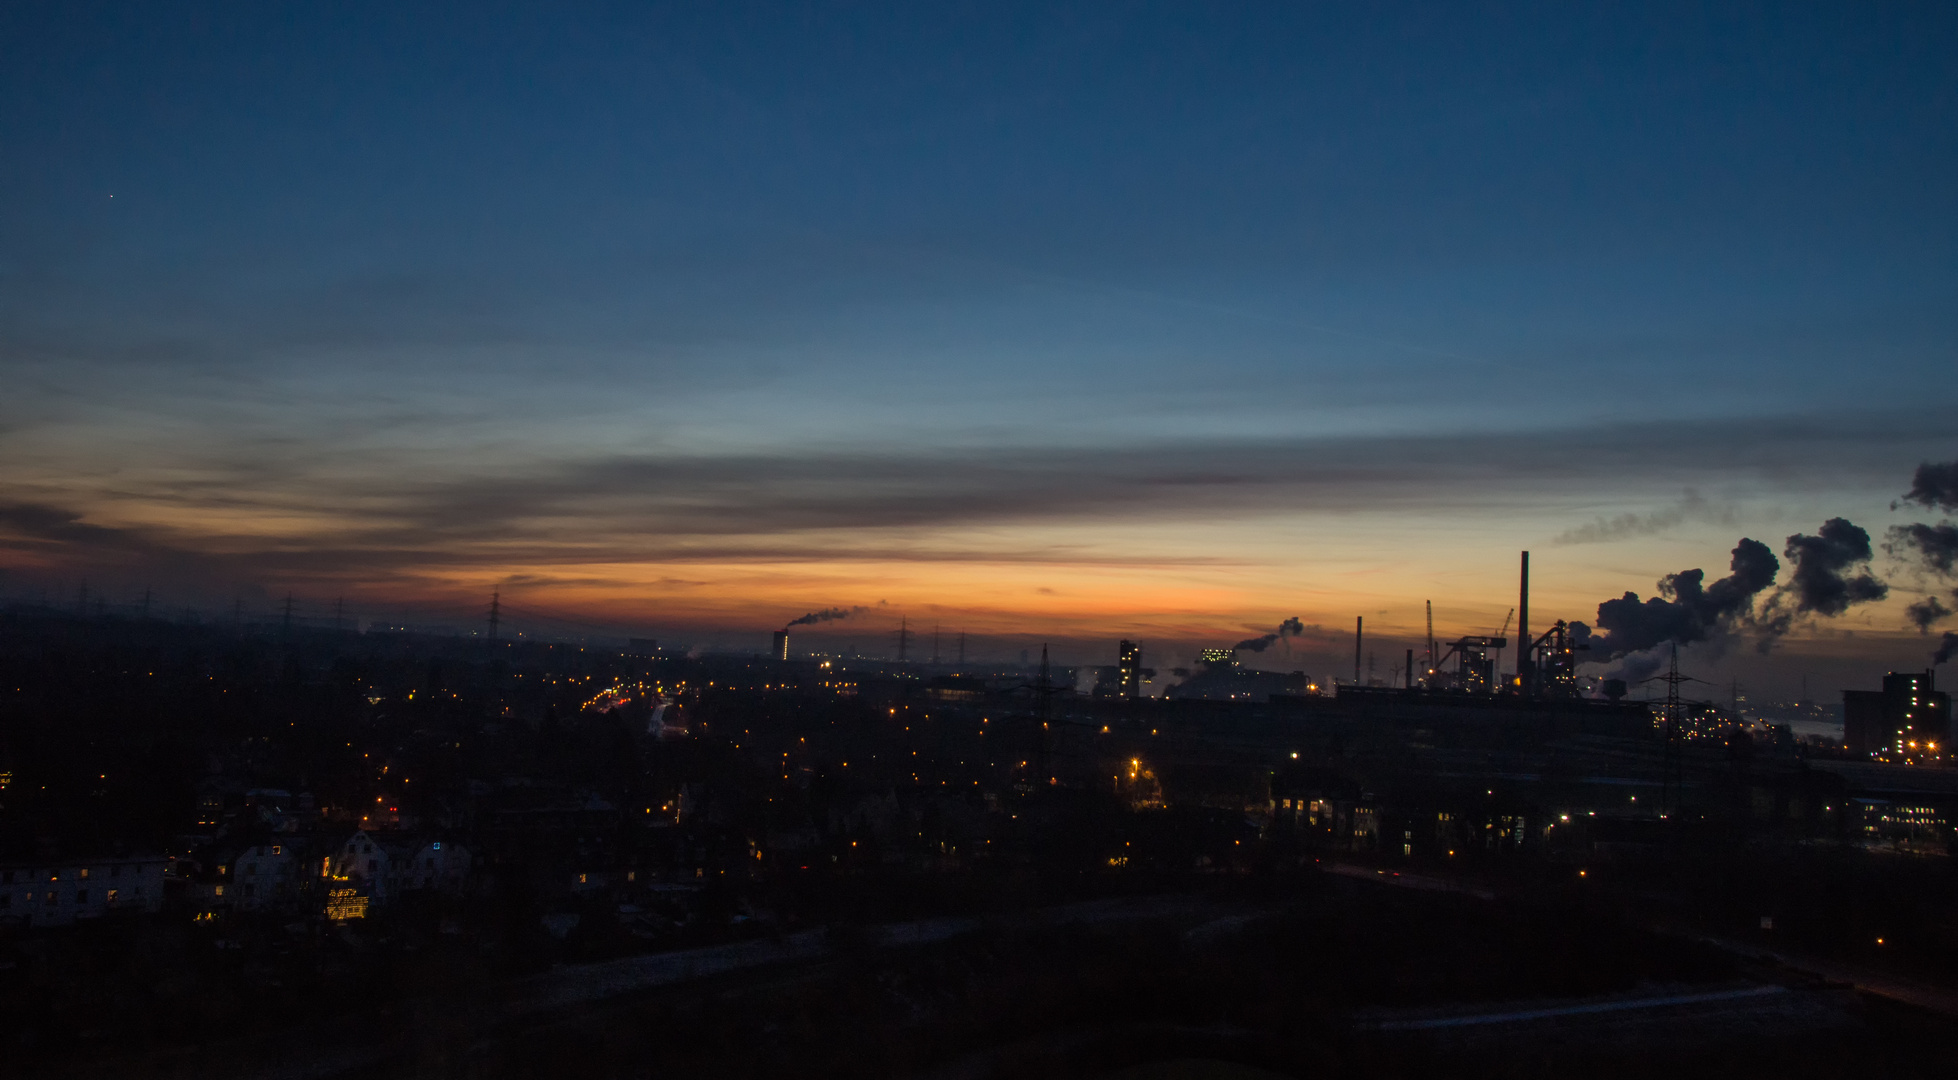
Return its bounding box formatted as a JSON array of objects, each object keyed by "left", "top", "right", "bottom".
[
  {"left": 0, "top": 857, "right": 169, "bottom": 928},
  {"left": 1, "top": 830, "right": 473, "bottom": 928}
]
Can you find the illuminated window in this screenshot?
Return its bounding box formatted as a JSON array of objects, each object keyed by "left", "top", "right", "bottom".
[
  {"left": 78, "top": 868, "right": 89, "bottom": 879},
  {"left": 106, "top": 889, "right": 118, "bottom": 905}
]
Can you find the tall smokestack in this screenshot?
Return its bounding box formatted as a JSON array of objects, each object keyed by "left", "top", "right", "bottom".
[
  {"left": 1355, "top": 616, "right": 1363, "bottom": 685},
  {"left": 1405, "top": 648, "right": 1413, "bottom": 690},
  {"left": 1518, "top": 551, "right": 1530, "bottom": 696},
  {"left": 771, "top": 630, "right": 789, "bottom": 661}
]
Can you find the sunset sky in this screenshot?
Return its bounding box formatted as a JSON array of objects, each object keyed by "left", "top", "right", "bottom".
[{"left": 3, "top": 3, "right": 1955, "bottom": 689}]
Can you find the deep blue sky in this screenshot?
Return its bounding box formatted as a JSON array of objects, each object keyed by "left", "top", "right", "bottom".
[{"left": 1, "top": 2, "right": 1954, "bottom": 680}]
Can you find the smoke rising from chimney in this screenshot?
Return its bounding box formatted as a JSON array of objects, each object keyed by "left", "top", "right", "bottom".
[
  {"left": 1572, "top": 537, "right": 1778, "bottom": 660},
  {"left": 1935, "top": 631, "right": 1958, "bottom": 666},
  {"left": 784, "top": 606, "right": 865, "bottom": 629},
  {"left": 1237, "top": 616, "right": 1307, "bottom": 653}
]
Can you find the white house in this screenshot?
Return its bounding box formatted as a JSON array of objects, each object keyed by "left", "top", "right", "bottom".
[{"left": 324, "top": 831, "right": 472, "bottom": 910}]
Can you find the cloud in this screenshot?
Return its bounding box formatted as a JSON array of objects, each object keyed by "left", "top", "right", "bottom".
[
  {"left": 1937, "top": 632, "right": 1958, "bottom": 666},
  {"left": 1906, "top": 595, "right": 1953, "bottom": 633},
  {"left": 1888, "top": 522, "right": 1958, "bottom": 576},
  {"left": 1900, "top": 459, "right": 1958, "bottom": 514},
  {"left": 4, "top": 412, "right": 1952, "bottom": 616},
  {"left": 1553, "top": 489, "right": 1734, "bottom": 545},
  {"left": 1776, "top": 518, "right": 1888, "bottom": 618}
]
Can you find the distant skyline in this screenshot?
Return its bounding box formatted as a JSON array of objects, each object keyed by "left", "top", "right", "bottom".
[{"left": 3, "top": 2, "right": 1956, "bottom": 693}]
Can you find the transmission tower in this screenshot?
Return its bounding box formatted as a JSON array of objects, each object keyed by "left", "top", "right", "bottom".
[
  {"left": 487, "top": 589, "right": 502, "bottom": 643},
  {"left": 1658, "top": 644, "right": 1686, "bottom": 818}
]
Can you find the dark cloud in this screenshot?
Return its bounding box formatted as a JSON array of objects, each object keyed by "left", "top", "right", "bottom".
[
  {"left": 1906, "top": 595, "right": 1953, "bottom": 633},
  {"left": 1279, "top": 617, "right": 1305, "bottom": 637},
  {"left": 3, "top": 413, "right": 1952, "bottom": 613},
  {"left": 1936, "top": 632, "right": 1958, "bottom": 666},
  {"left": 1777, "top": 518, "right": 1888, "bottom": 618},
  {"left": 1235, "top": 633, "right": 1279, "bottom": 652},
  {"left": 1901, "top": 459, "right": 1958, "bottom": 514},
  {"left": 1574, "top": 537, "right": 1778, "bottom": 659},
  {"left": 1889, "top": 522, "right": 1958, "bottom": 576}
]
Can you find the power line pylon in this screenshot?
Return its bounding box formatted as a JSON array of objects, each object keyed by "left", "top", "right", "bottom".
[{"left": 1659, "top": 644, "right": 1685, "bottom": 818}]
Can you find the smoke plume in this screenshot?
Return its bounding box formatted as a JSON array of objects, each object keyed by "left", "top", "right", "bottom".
[
  {"left": 1238, "top": 616, "right": 1307, "bottom": 653},
  {"left": 1901, "top": 459, "right": 1958, "bottom": 513},
  {"left": 1888, "top": 458, "right": 1958, "bottom": 635},
  {"left": 1574, "top": 537, "right": 1779, "bottom": 659},
  {"left": 1890, "top": 522, "right": 1958, "bottom": 575},
  {"left": 1776, "top": 518, "right": 1888, "bottom": 617},
  {"left": 784, "top": 606, "right": 865, "bottom": 629},
  {"left": 1906, "top": 595, "right": 1954, "bottom": 633},
  {"left": 1936, "top": 632, "right": 1958, "bottom": 666}
]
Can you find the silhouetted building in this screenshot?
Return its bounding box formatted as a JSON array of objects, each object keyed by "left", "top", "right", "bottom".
[
  {"left": 1843, "top": 671, "right": 1950, "bottom": 761},
  {"left": 771, "top": 630, "right": 789, "bottom": 661}
]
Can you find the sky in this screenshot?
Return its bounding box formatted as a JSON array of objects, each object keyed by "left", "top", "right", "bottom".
[{"left": 2, "top": 2, "right": 1955, "bottom": 691}]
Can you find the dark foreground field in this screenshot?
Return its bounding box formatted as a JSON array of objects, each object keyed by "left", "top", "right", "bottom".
[{"left": 45, "top": 864, "right": 1952, "bottom": 1080}]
